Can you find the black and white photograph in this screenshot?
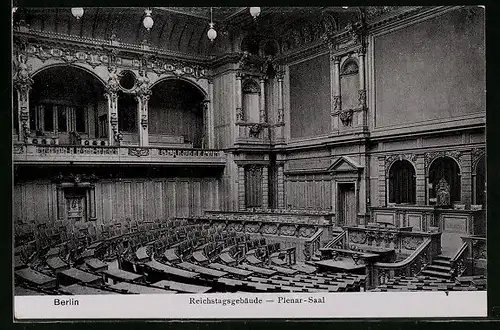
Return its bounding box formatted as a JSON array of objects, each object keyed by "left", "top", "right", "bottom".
[{"left": 12, "top": 5, "right": 487, "bottom": 319}]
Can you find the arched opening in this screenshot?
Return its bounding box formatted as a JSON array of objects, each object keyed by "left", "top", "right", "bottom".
[
  {"left": 149, "top": 79, "right": 205, "bottom": 148},
  {"left": 474, "top": 155, "right": 486, "bottom": 206},
  {"left": 340, "top": 59, "right": 360, "bottom": 111},
  {"left": 429, "top": 157, "right": 461, "bottom": 205},
  {"left": 388, "top": 160, "right": 416, "bottom": 204},
  {"left": 30, "top": 65, "right": 107, "bottom": 144}
]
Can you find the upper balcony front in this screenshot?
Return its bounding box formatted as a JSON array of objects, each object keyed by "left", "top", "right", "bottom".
[{"left": 13, "top": 64, "right": 225, "bottom": 167}]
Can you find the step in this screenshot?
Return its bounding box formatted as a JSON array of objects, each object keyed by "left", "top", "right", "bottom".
[
  {"left": 426, "top": 264, "right": 452, "bottom": 272},
  {"left": 435, "top": 255, "right": 452, "bottom": 261},
  {"left": 420, "top": 269, "right": 452, "bottom": 279},
  {"left": 433, "top": 259, "right": 452, "bottom": 267}
]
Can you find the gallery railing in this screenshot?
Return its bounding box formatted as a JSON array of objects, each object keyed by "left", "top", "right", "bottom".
[
  {"left": 13, "top": 144, "right": 226, "bottom": 166},
  {"left": 303, "top": 229, "right": 324, "bottom": 261}
]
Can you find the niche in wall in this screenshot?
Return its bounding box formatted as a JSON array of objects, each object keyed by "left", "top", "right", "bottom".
[
  {"left": 340, "top": 59, "right": 360, "bottom": 111},
  {"left": 242, "top": 78, "right": 261, "bottom": 123}
]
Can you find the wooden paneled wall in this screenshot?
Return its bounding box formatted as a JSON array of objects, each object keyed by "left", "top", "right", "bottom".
[
  {"left": 212, "top": 72, "right": 235, "bottom": 149},
  {"left": 14, "top": 177, "right": 220, "bottom": 226},
  {"left": 148, "top": 105, "right": 204, "bottom": 146},
  {"left": 284, "top": 174, "right": 332, "bottom": 210}
]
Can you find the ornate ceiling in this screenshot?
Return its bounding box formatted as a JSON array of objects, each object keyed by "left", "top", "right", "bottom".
[{"left": 13, "top": 7, "right": 418, "bottom": 57}]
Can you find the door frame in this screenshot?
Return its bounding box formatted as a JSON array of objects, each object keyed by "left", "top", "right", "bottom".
[{"left": 335, "top": 180, "right": 359, "bottom": 226}]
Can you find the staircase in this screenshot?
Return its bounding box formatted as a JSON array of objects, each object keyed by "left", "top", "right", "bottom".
[{"left": 420, "top": 255, "right": 453, "bottom": 279}]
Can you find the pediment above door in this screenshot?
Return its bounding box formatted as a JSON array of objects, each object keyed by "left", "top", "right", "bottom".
[{"left": 328, "top": 156, "right": 363, "bottom": 174}]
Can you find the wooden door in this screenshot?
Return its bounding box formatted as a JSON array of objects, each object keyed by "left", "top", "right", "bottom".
[{"left": 338, "top": 183, "right": 356, "bottom": 226}]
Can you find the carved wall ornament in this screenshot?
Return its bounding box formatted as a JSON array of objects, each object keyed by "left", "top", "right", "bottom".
[
  {"left": 242, "top": 79, "right": 260, "bottom": 94},
  {"left": 333, "top": 95, "right": 341, "bottom": 112},
  {"left": 140, "top": 115, "right": 148, "bottom": 129},
  {"left": 436, "top": 178, "right": 451, "bottom": 206},
  {"left": 358, "top": 89, "right": 367, "bottom": 108},
  {"left": 151, "top": 58, "right": 207, "bottom": 80},
  {"left": 349, "top": 231, "right": 367, "bottom": 244},
  {"left": 277, "top": 108, "right": 284, "bottom": 124},
  {"left": 341, "top": 60, "right": 359, "bottom": 76},
  {"left": 384, "top": 153, "right": 417, "bottom": 174},
  {"left": 424, "top": 150, "right": 464, "bottom": 170},
  {"left": 472, "top": 148, "right": 486, "bottom": 168},
  {"left": 402, "top": 236, "right": 424, "bottom": 250},
  {"left": 128, "top": 148, "right": 150, "bottom": 157},
  {"left": 106, "top": 65, "right": 120, "bottom": 93},
  {"left": 339, "top": 109, "right": 354, "bottom": 126},
  {"left": 249, "top": 124, "right": 263, "bottom": 138},
  {"left": 236, "top": 107, "right": 244, "bottom": 122}
]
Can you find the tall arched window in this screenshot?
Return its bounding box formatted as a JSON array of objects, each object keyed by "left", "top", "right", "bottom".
[
  {"left": 474, "top": 155, "right": 486, "bottom": 206},
  {"left": 389, "top": 160, "right": 416, "bottom": 204},
  {"left": 242, "top": 79, "right": 260, "bottom": 123},
  {"left": 429, "top": 157, "right": 461, "bottom": 204}
]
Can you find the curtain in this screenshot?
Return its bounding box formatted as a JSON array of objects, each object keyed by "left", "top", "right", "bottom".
[{"left": 389, "top": 160, "right": 416, "bottom": 204}]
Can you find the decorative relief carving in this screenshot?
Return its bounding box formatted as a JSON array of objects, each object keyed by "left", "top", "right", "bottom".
[
  {"left": 358, "top": 89, "right": 367, "bottom": 108},
  {"left": 279, "top": 225, "right": 296, "bottom": 236},
  {"left": 339, "top": 109, "right": 354, "bottom": 126},
  {"left": 436, "top": 178, "right": 451, "bottom": 207},
  {"left": 13, "top": 145, "right": 25, "bottom": 154},
  {"left": 424, "top": 150, "right": 464, "bottom": 170},
  {"left": 128, "top": 148, "right": 150, "bottom": 157},
  {"left": 385, "top": 153, "right": 417, "bottom": 173},
  {"left": 151, "top": 57, "right": 206, "bottom": 80},
  {"left": 236, "top": 107, "right": 244, "bottom": 122},
  {"left": 349, "top": 231, "right": 367, "bottom": 244},
  {"left": 249, "top": 124, "right": 263, "bottom": 138},
  {"left": 401, "top": 236, "right": 424, "bottom": 250},
  {"left": 472, "top": 148, "right": 485, "bottom": 168},
  {"left": 261, "top": 224, "right": 278, "bottom": 235},
  {"left": 297, "top": 226, "right": 315, "bottom": 238},
  {"left": 333, "top": 95, "right": 341, "bottom": 112}
]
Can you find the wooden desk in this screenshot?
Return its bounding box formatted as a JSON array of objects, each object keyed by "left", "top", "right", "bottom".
[
  {"left": 60, "top": 284, "right": 116, "bottom": 295},
  {"left": 219, "top": 252, "right": 237, "bottom": 265},
  {"left": 192, "top": 250, "right": 209, "bottom": 263},
  {"left": 238, "top": 263, "right": 277, "bottom": 276},
  {"left": 46, "top": 256, "right": 69, "bottom": 272},
  {"left": 135, "top": 246, "right": 150, "bottom": 261},
  {"left": 145, "top": 260, "right": 198, "bottom": 279},
  {"left": 163, "top": 248, "right": 180, "bottom": 262},
  {"left": 152, "top": 280, "right": 211, "bottom": 293},
  {"left": 85, "top": 258, "right": 108, "bottom": 272},
  {"left": 314, "top": 259, "right": 366, "bottom": 272},
  {"left": 291, "top": 263, "right": 317, "bottom": 274},
  {"left": 110, "top": 282, "right": 175, "bottom": 294},
  {"left": 15, "top": 268, "right": 57, "bottom": 289},
  {"left": 178, "top": 262, "right": 228, "bottom": 278},
  {"left": 103, "top": 268, "right": 144, "bottom": 283},
  {"left": 208, "top": 263, "right": 253, "bottom": 277},
  {"left": 270, "top": 265, "right": 298, "bottom": 275},
  {"left": 60, "top": 268, "right": 102, "bottom": 285},
  {"left": 14, "top": 286, "right": 45, "bottom": 296}
]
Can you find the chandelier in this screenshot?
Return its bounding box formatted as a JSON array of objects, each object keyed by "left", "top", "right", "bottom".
[{"left": 249, "top": 7, "right": 261, "bottom": 19}]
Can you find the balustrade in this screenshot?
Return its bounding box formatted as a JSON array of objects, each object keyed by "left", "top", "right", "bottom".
[{"left": 13, "top": 143, "right": 226, "bottom": 166}]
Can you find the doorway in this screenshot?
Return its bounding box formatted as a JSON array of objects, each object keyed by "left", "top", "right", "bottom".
[{"left": 338, "top": 183, "right": 356, "bottom": 226}]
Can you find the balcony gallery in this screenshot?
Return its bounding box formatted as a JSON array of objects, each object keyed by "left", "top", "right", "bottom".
[{"left": 13, "top": 64, "right": 223, "bottom": 166}]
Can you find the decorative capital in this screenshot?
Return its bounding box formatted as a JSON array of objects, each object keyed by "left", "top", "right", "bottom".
[{"left": 276, "top": 70, "right": 285, "bottom": 81}]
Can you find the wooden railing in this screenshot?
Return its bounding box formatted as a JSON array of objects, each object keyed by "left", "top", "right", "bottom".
[
  {"left": 450, "top": 241, "right": 469, "bottom": 278},
  {"left": 324, "top": 230, "right": 346, "bottom": 249},
  {"left": 13, "top": 143, "right": 226, "bottom": 166},
  {"left": 303, "top": 229, "right": 324, "bottom": 261},
  {"left": 371, "top": 238, "right": 433, "bottom": 287}
]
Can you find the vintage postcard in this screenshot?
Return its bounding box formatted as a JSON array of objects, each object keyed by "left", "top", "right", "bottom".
[{"left": 12, "top": 5, "right": 486, "bottom": 319}]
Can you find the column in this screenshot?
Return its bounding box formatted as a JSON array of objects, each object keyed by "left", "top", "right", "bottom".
[
  {"left": 136, "top": 92, "right": 150, "bottom": 147},
  {"left": 106, "top": 91, "right": 119, "bottom": 145},
  {"left": 415, "top": 155, "right": 426, "bottom": 205},
  {"left": 332, "top": 56, "right": 341, "bottom": 131},
  {"left": 461, "top": 152, "right": 473, "bottom": 207},
  {"left": 261, "top": 165, "right": 269, "bottom": 209},
  {"left": 89, "top": 185, "right": 96, "bottom": 220},
  {"left": 207, "top": 78, "right": 215, "bottom": 148},
  {"left": 235, "top": 73, "right": 243, "bottom": 122},
  {"left": 15, "top": 83, "right": 32, "bottom": 142},
  {"left": 358, "top": 49, "right": 367, "bottom": 126},
  {"left": 238, "top": 165, "right": 246, "bottom": 210},
  {"left": 377, "top": 156, "right": 386, "bottom": 206},
  {"left": 276, "top": 71, "right": 284, "bottom": 124},
  {"left": 56, "top": 186, "right": 65, "bottom": 221},
  {"left": 277, "top": 163, "right": 285, "bottom": 209},
  {"left": 259, "top": 77, "right": 266, "bottom": 123}
]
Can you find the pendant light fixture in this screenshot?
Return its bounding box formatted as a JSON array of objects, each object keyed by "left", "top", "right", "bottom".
[
  {"left": 143, "top": 8, "right": 154, "bottom": 31},
  {"left": 71, "top": 7, "right": 84, "bottom": 20},
  {"left": 207, "top": 7, "right": 217, "bottom": 42},
  {"left": 249, "top": 7, "right": 261, "bottom": 19}
]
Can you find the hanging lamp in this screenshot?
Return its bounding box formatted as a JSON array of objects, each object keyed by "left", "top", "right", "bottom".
[
  {"left": 71, "top": 7, "right": 84, "bottom": 20},
  {"left": 143, "top": 8, "right": 154, "bottom": 31},
  {"left": 250, "top": 7, "right": 261, "bottom": 19},
  {"left": 207, "top": 7, "right": 217, "bottom": 42}
]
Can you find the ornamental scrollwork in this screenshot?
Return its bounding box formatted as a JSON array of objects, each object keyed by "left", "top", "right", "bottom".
[
  {"left": 297, "top": 226, "right": 315, "bottom": 238},
  {"left": 261, "top": 224, "right": 277, "bottom": 235},
  {"left": 249, "top": 124, "right": 263, "bottom": 138},
  {"left": 244, "top": 223, "right": 260, "bottom": 233},
  {"left": 279, "top": 225, "right": 296, "bottom": 237}
]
